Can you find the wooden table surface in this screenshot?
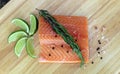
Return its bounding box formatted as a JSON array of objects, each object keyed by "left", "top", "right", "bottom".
[{"left": 0, "top": 0, "right": 120, "bottom": 74}]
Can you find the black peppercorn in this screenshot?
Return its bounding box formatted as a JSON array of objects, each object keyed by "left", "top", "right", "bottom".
[
  {"left": 61, "top": 45, "right": 63, "bottom": 48},
  {"left": 100, "top": 57, "right": 103, "bottom": 60},
  {"left": 98, "top": 52, "right": 100, "bottom": 54},
  {"left": 48, "top": 54, "right": 51, "bottom": 56},
  {"left": 66, "top": 51, "right": 69, "bottom": 53},
  {"left": 98, "top": 40, "right": 101, "bottom": 44},
  {"left": 91, "top": 61, "right": 94, "bottom": 64},
  {"left": 96, "top": 47, "right": 100, "bottom": 51},
  {"left": 52, "top": 47, "right": 55, "bottom": 50}
]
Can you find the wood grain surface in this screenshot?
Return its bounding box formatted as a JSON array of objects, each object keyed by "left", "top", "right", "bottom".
[{"left": 0, "top": 0, "right": 120, "bottom": 74}]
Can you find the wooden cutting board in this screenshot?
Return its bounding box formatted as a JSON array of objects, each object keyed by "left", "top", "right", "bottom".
[{"left": 0, "top": 0, "right": 120, "bottom": 74}]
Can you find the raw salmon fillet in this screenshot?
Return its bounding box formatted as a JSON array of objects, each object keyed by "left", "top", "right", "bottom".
[{"left": 39, "top": 15, "right": 89, "bottom": 63}]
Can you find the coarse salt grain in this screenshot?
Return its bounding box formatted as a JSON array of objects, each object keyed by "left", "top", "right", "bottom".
[
  {"left": 97, "top": 54, "right": 100, "bottom": 57},
  {"left": 102, "top": 50, "right": 106, "bottom": 54},
  {"left": 101, "top": 36, "right": 105, "bottom": 39}
]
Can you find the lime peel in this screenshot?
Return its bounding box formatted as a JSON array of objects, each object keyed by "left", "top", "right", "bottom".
[
  {"left": 12, "top": 18, "right": 30, "bottom": 33},
  {"left": 8, "top": 30, "right": 27, "bottom": 43},
  {"left": 14, "top": 37, "right": 27, "bottom": 57},
  {"left": 26, "top": 37, "right": 36, "bottom": 58},
  {"left": 29, "top": 14, "right": 38, "bottom": 35}
]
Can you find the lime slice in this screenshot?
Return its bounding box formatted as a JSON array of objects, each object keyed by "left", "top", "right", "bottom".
[
  {"left": 12, "top": 18, "right": 29, "bottom": 33},
  {"left": 29, "top": 14, "right": 38, "bottom": 35},
  {"left": 14, "top": 37, "right": 27, "bottom": 57},
  {"left": 26, "top": 37, "right": 36, "bottom": 58},
  {"left": 8, "top": 31, "right": 27, "bottom": 43}
]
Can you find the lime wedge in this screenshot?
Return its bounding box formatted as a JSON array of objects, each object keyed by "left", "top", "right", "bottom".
[
  {"left": 29, "top": 14, "right": 38, "bottom": 35},
  {"left": 14, "top": 37, "right": 27, "bottom": 57},
  {"left": 8, "top": 31, "right": 27, "bottom": 43},
  {"left": 26, "top": 37, "right": 36, "bottom": 58},
  {"left": 12, "top": 18, "right": 29, "bottom": 33}
]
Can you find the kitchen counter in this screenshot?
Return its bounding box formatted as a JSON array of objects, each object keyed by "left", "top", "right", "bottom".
[{"left": 0, "top": 0, "right": 120, "bottom": 74}]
